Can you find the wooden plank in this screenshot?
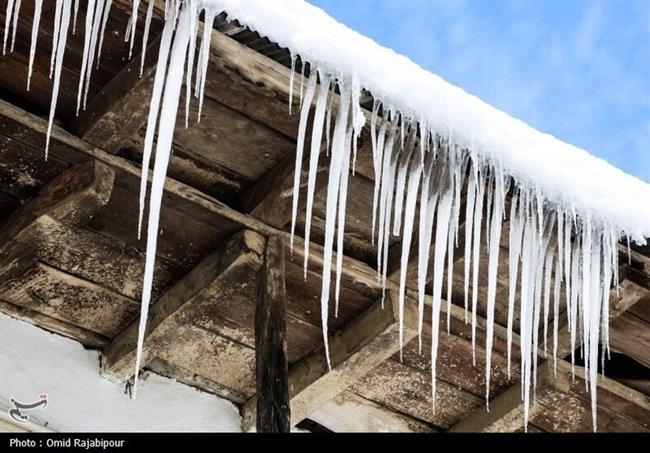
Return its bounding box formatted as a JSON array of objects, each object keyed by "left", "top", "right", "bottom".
[
  {"left": 309, "top": 391, "right": 436, "bottom": 432},
  {"left": 610, "top": 309, "right": 650, "bottom": 369},
  {"left": 0, "top": 99, "right": 384, "bottom": 297},
  {"left": 241, "top": 292, "right": 416, "bottom": 430},
  {"left": 0, "top": 298, "right": 108, "bottom": 348},
  {"left": 237, "top": 143, "right": 329, "bottom": 229},
  {"left": 255, "top": 235, "right": 290, "bottom": 432},
  {"left": 102, "top": 230, "right": 266, "bottom": 381},
  {"left": 449, "top": 361, "right": 564, "bottom": 432},
  {"left": 0, "top": 160, "right": 115, "bottom": 251},
  {"left": 70, "top": 35, "right": 161, "bottom": 153}
]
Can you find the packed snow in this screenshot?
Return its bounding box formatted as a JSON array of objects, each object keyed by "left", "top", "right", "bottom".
[
  {"left": 0, "top": 312, "right": 241, "bottom": 432},
  {"left": 3, "top": 0, "right": 650, "bottom": 432}
]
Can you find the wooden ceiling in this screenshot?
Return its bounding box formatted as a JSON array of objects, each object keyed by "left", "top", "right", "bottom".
[{"left": 0, "top": 1, "right": 648, "bottom": 432}]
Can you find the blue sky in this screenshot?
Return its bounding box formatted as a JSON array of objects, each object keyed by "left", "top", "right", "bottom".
[{"left": 310, "top": 0, "right": 650, "bottom": 182}]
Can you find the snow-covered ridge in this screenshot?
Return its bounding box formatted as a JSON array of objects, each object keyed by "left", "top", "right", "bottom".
[{"left": 213, "top": 0, "right": 649, "bottom": 241}]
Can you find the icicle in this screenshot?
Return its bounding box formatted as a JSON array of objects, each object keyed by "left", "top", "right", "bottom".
[
  {"left": 288, "top": 53, "right": 296, "bottom": 115},
  {"left": 552, "top": 253, "right": 561, "bottom": 374},
  {"left": 429, "top": 164, "right": 453, "bottom": 414},
  {"left": 9, "top": 0, "right": 21, "bottom": 53},
  {"left": 49, "top": 0, "right": 63, "bottom": 78},
  {"left": 27, "top": 0, "right": 43, "bottom": 92},
  {"left": 45, "top": 0, "right": 72, "bottom": 160},
  {"left": 195, "top": 10, "right": 217, "bottom": 121},
  {"left": 470, "top": 167, "right": 485, "bottom": 364},
  {"left": 96, "top": 0, "right": 113, "bottom": 69},
  {"left": 140, "top": 0, "right": 156, "bottom": 75},
  {"left": 83, "top": 0, "right": 107, "bottom": 109},
  {"left": 289, "top": 71, "right": 317, "bottom": 251},
  {"left": 349, "top": 77, "right": 365, "bottom": 174},
  {"left": 587, "top": 227, "right": 602, "bottom": 431},
  {"left": 76, "top": 0, "right": 97, "bottom": 116},
  {"left": 3, "top": 0, "right": 16, "bottom": 55},
  {"left": 371, "top": 113, "right": 387, "bottom": 244},
  {"left": 72, "top": 0, "right": 79, "bottom": 34},
  {"left": 417, "top": 153, "right": 437, "bottom": 351},
  {"left": 446, "top": 151, "right": 465, "bottom": 332},
  {"left": 319, "top": 82, "right": 351, "bottom": 370},
  {"left": 484, "top": 169, "right": 504, "bottom": 405},
  {"left": 463, "top": 164, "right": 477, "bottom": 322},
  {"left": 133, "top": 3, "right": 192, "bottom": 398},
  {"left": 137, "top": 11, "right": 176, "bottom": 240},
  {"left": 184, "top": 0, "right": 199, "bottom": 128},
  {"left": 392, "top": 128, "right": 415, "bottom": 236},
  {"left": 335, "top": 125, "right": 353, "bottom": 314},
  {"left": 303, "top": 73, "right": 330, "bottom": 276},
  {"left": 376, "top": 121, "right": 398, "bottom": 279},
  {"left": 397, "top": 145, "right": 423, "bottom": 358},
  {"left": 506, "top": 191, "right": 522, "bottom": 377},
  {"left": 379, "top": 136, "right": 399, "bottom": 293},
  {"left": 129, "top": 0, "right": 141, "bottom": 59},
  {"left": 542, "top": 248, "right": 554, "bottom": 357}
]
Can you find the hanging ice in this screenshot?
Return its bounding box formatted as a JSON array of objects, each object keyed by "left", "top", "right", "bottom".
[{"left": 12, "top": 0, "right": 638, "bottom": 432}]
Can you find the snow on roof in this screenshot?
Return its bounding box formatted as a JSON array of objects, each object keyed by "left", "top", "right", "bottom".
[{"left": 211, "top": 0, "right": 650, "bottom": 242}]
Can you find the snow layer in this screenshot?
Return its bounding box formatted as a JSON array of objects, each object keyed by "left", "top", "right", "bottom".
[
  {"left": 209, "top": 0, "right": 650, "bottom": 242},
  {"left": 0, "top": 313, "right": 241, "bottom": 432}
]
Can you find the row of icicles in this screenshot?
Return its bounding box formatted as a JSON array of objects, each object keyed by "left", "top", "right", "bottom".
[{"left": 3, "top": 0, "right": 622, "bottom": 431}]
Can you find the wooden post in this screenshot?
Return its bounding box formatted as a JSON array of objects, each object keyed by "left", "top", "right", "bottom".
[{"left": 255, "top": 235, "right": 290, "bottom": 432}]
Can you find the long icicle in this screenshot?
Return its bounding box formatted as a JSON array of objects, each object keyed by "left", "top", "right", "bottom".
[
  {"left": 133, "top": 3, "right": 192, "bottom": 398},
  {"left": 319, "top": 81, "right": 351, "bottom": 370},
  {"left": 137, "top": 11, "right": 176, "bottom": 240},
  {"left": 289, "top": 71, "right": 317, "bottom": 251},
  {"left": 45, "top": 0, "right": 72, "bottom": 159},
  {"left": 303, "top": 73, "right": 330, "bottom": 275},
  {"left": 27, "top": 0, "right": 43, "bottom": 91}
]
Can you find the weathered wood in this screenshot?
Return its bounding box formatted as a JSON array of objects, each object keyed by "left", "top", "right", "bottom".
[
  {"left": 0, "top": 298, "right": 109, "bottom": 348},
  {"left": 70, "top": 35, "right": 161, "bottom": 153},
  {"left": 309, "top": 391, "right": 436, "bottom": 432},
  {"left": 449, "top": 361, "right": 563, "bottom": 432},
  {"left": 255, "top": 235, "right": 290, "bottom": 432},
  {"left": 102, "top": 230, "right": 265, "bottom": 381},
  {"left": 0, "top": 160, "right": 114, "bottom": 251},
  {"left": 238, "top": 143, "right": 329, "bottom": 229},
  {"left": 0, "top": 99, "right": 383, "bottom": 297},
  {"left": 0, "top": 161, "right": 116, "bottom": 338},
  {"left": 610, "top": 307, "right": 650, "bottom": 369},
  {"left": 242, "top": 292, "right": 416, "bottom": 430}
]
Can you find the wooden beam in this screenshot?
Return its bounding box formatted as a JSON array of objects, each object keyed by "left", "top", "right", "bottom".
[
  {"left": 238, "top": 143, "right": 330, "bottom": 229},
  {"left": 0, "top": 299, "right": 109, "bottom": 348},
  {"left": 449, "top": 361, "right": 564, "bottom": 432},
  {"left": 0, "top": 160, "right": 114, "bottom": 250},
  {"left": 309, "top": 391, "right": 436, "bottom": 432},
  {"left": 70, "top": 35, "right": 161, "bottom": 153},
  {"left": 102, "top": 230, "right": 265, "bottom": 381},
  {"left": 241, "top": 292, "right": 416, "bottom": 431},
  {"left": 0, "top": 99, "right": 384, "bottom": 297},
  {"left": 450, "top": 277, "right": 649, "bottom": 432},
  {"left": 0, "top": 160, "right": 115, "bottom": 302},
  {"left": 255, "top": 235, "right": 290, "bottom": 432}
]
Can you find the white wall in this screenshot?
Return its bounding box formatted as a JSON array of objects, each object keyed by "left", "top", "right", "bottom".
[{"left": 0, "top": 312, "right": 242, "bottom": 432}]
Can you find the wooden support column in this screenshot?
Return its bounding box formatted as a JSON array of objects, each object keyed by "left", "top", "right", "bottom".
[
  {"left": 255, "top": 235, "right": 290, "bottom": 432},
  {"left": 242, "top": 291, "right": 416, "bottom": 431}
]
